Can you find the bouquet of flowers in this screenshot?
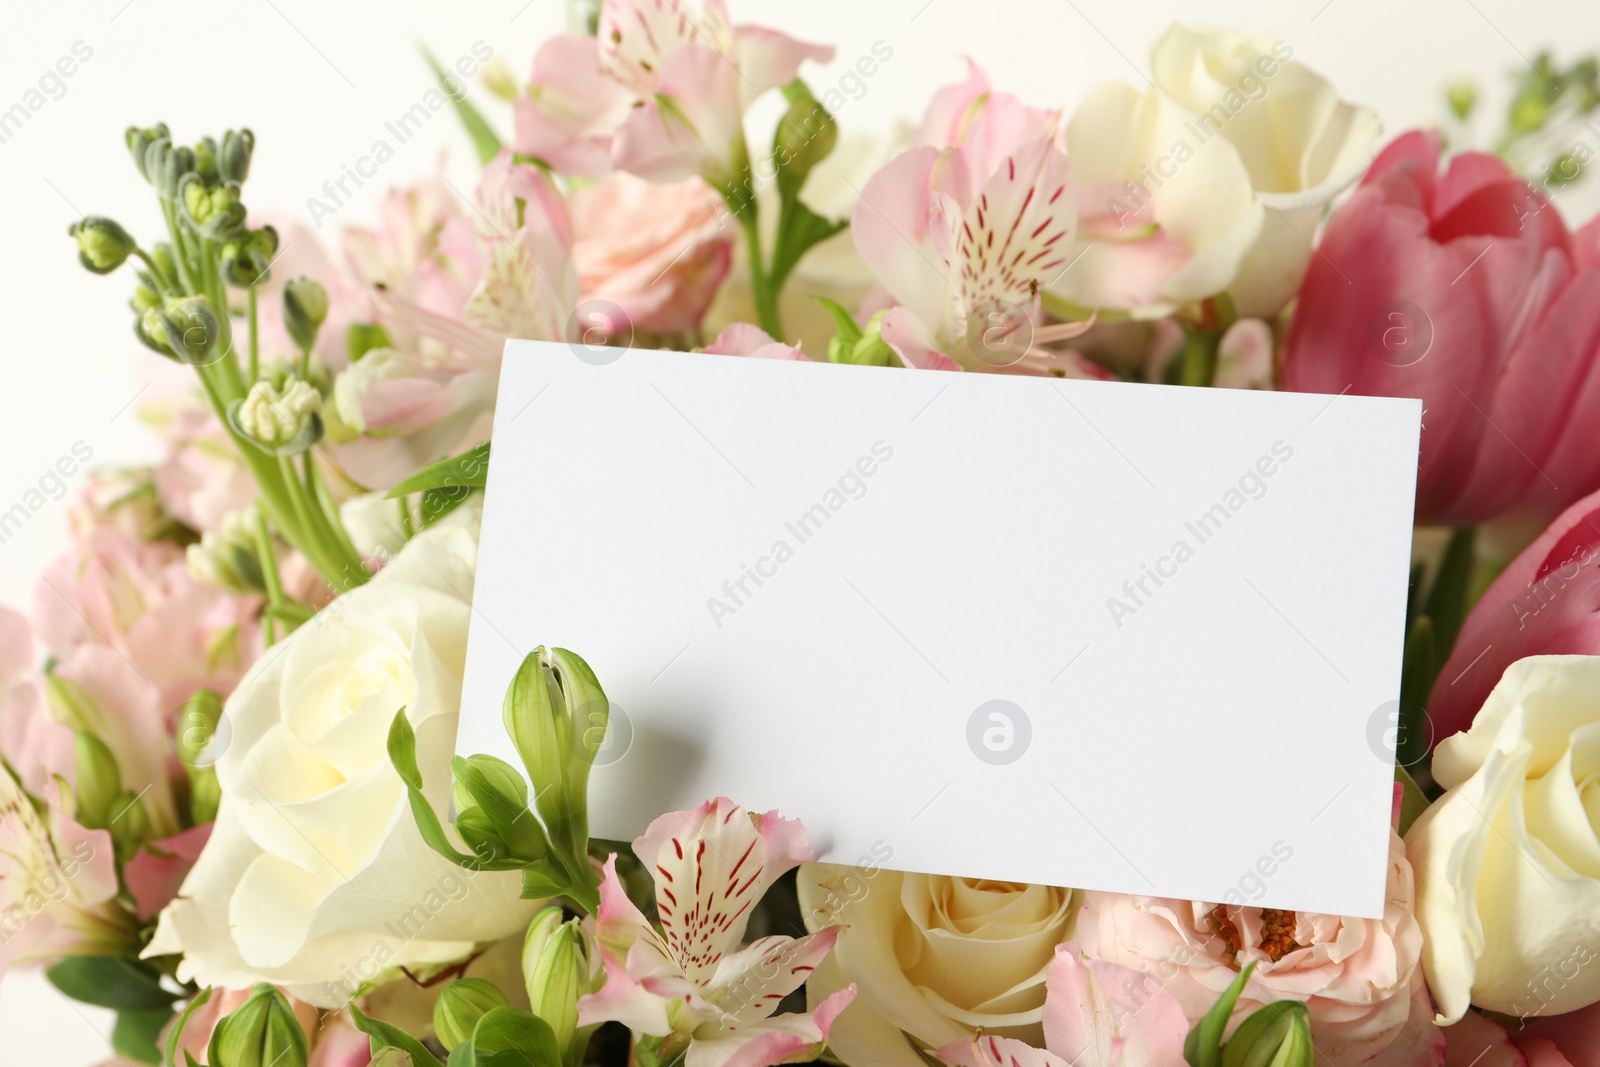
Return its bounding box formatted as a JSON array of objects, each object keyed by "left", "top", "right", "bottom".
[{"left": 8, "top": 3, "right": 1600, "bottom": 1066}]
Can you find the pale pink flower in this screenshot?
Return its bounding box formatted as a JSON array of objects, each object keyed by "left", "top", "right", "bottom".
[
  {"left": 571, "top": 172, "right": 733, "bottom": 337},
  {"left": 1441, "top": 1003, "right": 1600, "bottom": 1067},
  {"left": 1213, "top": 318, "right": 1275, "bottom": 390},
  {"left": 153, "top": 405, "right": 258, "bottom": 535},
  {"left": 937, "top": 941, "right": 1190, "bottom": 1067},
  {"left": 0, "top": 765, "right": 123, "bottom": 980},
  {"left": 578, "top": 797, "right": 856, "bottom": 1067},
  {"left": 1077, "top": 791, "right": 1438, "bottom": 1067},
  {"left": 34, "top": 526, "right": 262, "bottom": 709},
  {"left": 124, "top": 823, "right": 213, "bottom": 922},
  {"left": 515, "top": 0, "right": 833, "bottom": 182},
  {"left": 704, "top": 322, "right": 808, "bottom": 360},
  {"left": 0, "top": 607, "right": 75, "bottom": 795}
]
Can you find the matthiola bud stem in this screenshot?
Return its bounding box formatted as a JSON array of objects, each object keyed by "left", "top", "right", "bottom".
[
  {"left": 68, "top": 217, "right": 136, "bottom": 274},
  {"left": 231, "top": 379, "right": 324, "bottom": 455},
  {"left": 282, "top": 277, "right": 330, "bottom": 354}
]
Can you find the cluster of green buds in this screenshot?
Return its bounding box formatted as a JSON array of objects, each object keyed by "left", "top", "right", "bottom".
[
  {"left": 1454, "top": 51, "right": 1600, "bottom": 189},
  {"left": 1184, "top": 965, "right": 1314, "bottom": 1067},
  {"left": 230, "top": 377, "right": 325, "bottom": 455},
  {"left": 387, "top": 647, "right": 609, "bottom": 912},
  {"left": 358, "top": 973, "right": 575, "bottom": 1067}
]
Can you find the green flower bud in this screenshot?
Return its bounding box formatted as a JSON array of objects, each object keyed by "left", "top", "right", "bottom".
[
  {"left": 230, "top": 379, "right": 324, "bottom": 454},
  {"left": 187, "top": 510, "right": 264, "bottom": 594},
  {"left": 189, "top": 767, "right": 221, "bottom": 826},
  {"left": 452, "top": 804, "right": 510, "bottom": 866},
  {"left": 125, "top": 122, "right": 170, "bottom": 182},
  {"left": 72, "top": 731, "right": 122, "bottom": 828},
  {"left": 150, "top": 242, "right": 177, "bottom": 285},
  {"left": 773, "top": 79, "right": 837, "bottom": 198},
  {"left": 136, "top": 304, "right": 174, "bottom": 357},
  {"left": 1446, "top": 81, "right": 1476, "bottom": 122},
  {"left": 106, "top": 788, "right": 151, "bottom": 858},
  {"left": 1509, "top": 91, "right": 1550, "bottom": 137},
  {"left": 451, "top": 753, "right": 546, "bottom": 863},
  {"left": 130, "top": 284, "right": 162, "bottom": 313},
  {"left": 179, "top": 174, "right": 248, "bottom": 239},
  {"left": 433, "top": 978, "right": 509, "bottom": 1051},
  {"left": 480, "top": 57, "right": 518, "bottom": 101},
  {"left": 1221, "top": 1001, "right": 1314, "bottom": 1067},
  {"left": 347, "top": 322, "right": 392, "bottom": 363},
  {"left": 521, "top": 908, "right": 591, "bottom": 1057},
  {"left": 502, "top": 648, "right": 608, "bottom": 852},
  {"left": 220, "top": 226, "right": 280, "bottom": 289},
  {"left": 221, "top": 128, "right": 255, "bottom": 184},
  {"left": 154, "top": 295, "right": 223, "bottom": 366},
  {"left": 195, "top": 135, "right": 220, "bottom": 183},
  {"left": 282, "top": 277, "right": 330, "bottom": 352},
  {"left": 143, "top": 137, "right": 196, "bottom": 200},
  {"left": 68, "top": 217, "right": 136, "bottom": 274},
  {"left": 830, "top": 309, "right": 897, "bottom": 366},
  {"left": 207, "top": 984, "right": 309, "bottom": 1067}
]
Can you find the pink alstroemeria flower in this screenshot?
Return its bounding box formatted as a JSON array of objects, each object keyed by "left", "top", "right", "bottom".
[
  {"left": 578, "top": 797, "right": 856, "bottom": 1067},
  {"left": 516, "top": 0, "right": 833, "bottom": 182},
  {"left": 856, "top": 65, "right": 1107, "bottom": 376},
  {"left": 937, "top": 941, "right": 1190, "bottom": 1067},
  {"left": 704, "top": 322, "right": 808, "bottom": 360}
]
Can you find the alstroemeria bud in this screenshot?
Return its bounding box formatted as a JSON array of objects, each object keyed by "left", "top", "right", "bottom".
[
  {"left": 72, "top": 731, "right": 122, "bottom": 828},
  {"left": 220, "top": 128, "right": 255, "bottom": 184},
  {"left": 125, "top": 122, "right": 170, "bottom": 182},
  {"left": 207, "top": 984, "right": 309, "bottom": 1067},
  {"left": 179, "top": 173, "right": 247, "bottom": 238},
  {"left": 433, "top": 978, "right": 509, "bottom": 1051},
  {"left": 152, "top": 295, "right": 223, "bottom": 365},
  {"left": 480, "top": 57, "right": 518, "bottom": 101},
  {"left": 1220, "top": 1001, "right": 1314, "bottom": 1067},
  {"left": 220, "top": 226, "right": 280, "bottom": 288},
  {"left": 282, "top": 277, "right": 330, "bottom": 352},
  {"left": 187, "top": 508, "right": 264, "bottom": 593},
  {"left": 830, "top": 308, "right": 896, "bottom": 367},
  {"left": 232, "top": 379, "right": 324, "bottom": 454},
  {"left": 503, "top": 649, "right": 580, "bottom": 843},
  {"left": 521, "top": 907, "right": 591, "bottom": 1056},
  {"left": 69, "top": 217, "right": 136, "bottom": 274},
  {"left": 451, "top": 754, "right": 547, "bottom": 863},
  {"left": 106, "top": 788, "right": 151, "bottom": 858},
  {"left": 190, "top": 767, "right": 221, "bottom": 825},
  {"left": 773, "top": 79, "right": 836, "bottom": 197}
]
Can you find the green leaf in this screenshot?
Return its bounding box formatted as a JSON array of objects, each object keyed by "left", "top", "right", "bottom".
[
  {"left": 46, "top": 956, "right": 180, "bottom": 1012},
  {"left": 423, "top": 49, "right": 504, "bottom": 165},
  {"left": 113, "top": 1007, "right": 172, "bottom": 1064},
  {"left": 1422, "top": 525, "right": 1476, "bottom": 665},
  {"left": 469, "top": 1006, "right": 563, "bottom": 1067},
  {"left": 768, "top": 196, "right": 845, "bottom": 293},
  {"left": 1395, "top": 764, "right": 1430, "bottom": 835},
  {"left": 1397, "top": 615, "right": 1436, "bottom": 773},
  {"left": 167, "top": 988, "right": 214, "bottom": 1067},
  {"left": 811, "top": 296, "right": 862, "bottom": 346},
  {"left": 352, "top": 1005, "right": 448, "bottom": 1067},
  {"left": 387, "top": 710, "right": 504, "bottom": 871},
  {"left": 1185, "top": 962, "right": 1256, "bottom": 1067},
  {"left": 388, "top": 441, "right": 491, "bottom": 498}
]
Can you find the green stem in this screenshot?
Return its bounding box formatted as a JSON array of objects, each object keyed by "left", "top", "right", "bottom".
[
  {"left": 254, "top": 512, "right": 283, "bottom": 647},
  {"left": 305, "top": 452, "right": 365, "bottom": 574},
  {"left": 1180, "top": 326, "right": 1219, "bottom": 388},
  {"left": 246, "top": 287, "right": 259, "bottom": 385},
  {"left": 732, "top": 197, "right": 782, "bottom": 339}
]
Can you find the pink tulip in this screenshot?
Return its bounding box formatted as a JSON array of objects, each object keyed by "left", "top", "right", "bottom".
[
  {"left": 1428, "top": 485, "right": 1600, "bottom": 741},
  {"left": 1281, "top": 129, "right": 1600, "bottom": 526},
  {"left": 516, "top": 0, "right": 832, "bottom": 183},
  {"left": 571, "top": 172, "right": 733, "bottom": 337}
]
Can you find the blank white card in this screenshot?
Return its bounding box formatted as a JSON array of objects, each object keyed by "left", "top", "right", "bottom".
[{"left": 458, "top": 341, "right": 1421, "bottom": 919}]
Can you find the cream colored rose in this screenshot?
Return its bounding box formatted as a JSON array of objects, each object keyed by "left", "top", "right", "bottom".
[
  {"left": 1405, "top": 655, "right": 1600, "bottom": 1023},
  {"left": 1149, "top": 24, "right": 1380, "bottom": 316},
  {"left": 797, "top": 863, "right": 1080, "bottom": 1066},
  {"left": 146, "top": 501, "right": 537, "bottom": 1006}
]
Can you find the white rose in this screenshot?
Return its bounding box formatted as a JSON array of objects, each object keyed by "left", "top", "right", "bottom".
[
  {"left": 1058, "top": 25, "right": 1378, "bottom": 319},
  {"left": 1149, "top": 24, "right": 1380, "bottom": 316},
  {"left": 338, "top": 491, "right": 412, "bottom": 566},
  {"left": 797, "top": 863, "right": 1080, "bottom": 1066},
  {"left": 1405, "top": 655, "right": 1600, "bottom": 1023},
  {"left": 147, "top": 500, "right": 537, "bottom": 1006}
]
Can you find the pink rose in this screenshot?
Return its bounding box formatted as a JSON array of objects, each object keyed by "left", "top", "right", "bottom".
[
  {"left": 1077, "top": 794, "right": 1436, "bottom": 1067},
  {"left": 1282, "top": 129, "right": 1600, "bottom": 526},
  {"left": 1428, "top": 486, "right": 1600, "bottom": 741},
  {"left": 571, "top": 172, "right": 733, "bottom": 337}
]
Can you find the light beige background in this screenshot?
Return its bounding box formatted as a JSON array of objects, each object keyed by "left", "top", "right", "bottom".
[{"left": 3, "top": 0, "right": 1598, "bottom": 1061}]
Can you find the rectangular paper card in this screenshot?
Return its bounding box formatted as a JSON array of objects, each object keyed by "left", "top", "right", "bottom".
[{"left": 458, "top": 340, "right": 1421, "bottom": 918}]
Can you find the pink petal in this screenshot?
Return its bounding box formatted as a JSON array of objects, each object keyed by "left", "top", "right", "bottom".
[
  {"left": 704, "top": 323, "right": 807, "bottom": 360},
  {"left": 124, "top": 823, "right": 213, "bottom": 921},
  {"left": 853, "top": 146, "right": 969, "bottom": 329},
  {"left": 732, "top": 24, "right": 834, "bottom": 109},
  {"left": 879, "top": 306, "right": 961, "bottom": 371},
  {"left": 613, "top": 44, "right": 743, "bottom": 182},
  {"left": 517, "top": 34, "right": 633, "bottom": 176}
]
